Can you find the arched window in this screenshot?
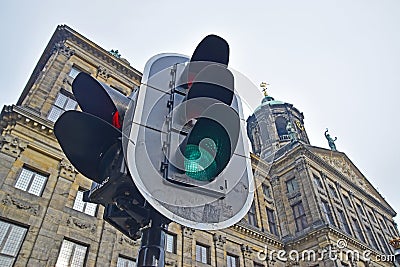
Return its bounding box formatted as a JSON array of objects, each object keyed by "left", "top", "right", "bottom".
[{"left": 275, "top": 116, "right": 288, "bottom": 140}]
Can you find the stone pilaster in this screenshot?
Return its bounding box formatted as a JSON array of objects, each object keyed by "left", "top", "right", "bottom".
[
  {"left": 213, "top": 233, "right": 226, "bottom": 266},
  {"left": 241, "top": 244, "right": 254, "bottom": 267},
  {"left": 181, "top": 226, "right": 195, "bottom": 267}
]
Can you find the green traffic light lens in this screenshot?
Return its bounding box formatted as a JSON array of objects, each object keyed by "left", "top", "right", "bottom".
[{"left": 184, "top": 142, "right": 218, "bottom": 181}]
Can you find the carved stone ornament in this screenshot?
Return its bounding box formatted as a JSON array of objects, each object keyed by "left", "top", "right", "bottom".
[
  {"left": 213, "top": 233, "right": 226, "bottom": 248},
  {"left": 181, "top": 225, "right": 195, "bottom": 237},
  {"left": 54, "top": 42, "right": 75, "bottom": 59},
  {"left": 97, "top": 65, "right": 110, "bottom": 80},
  {"left": 165, "top": 259, "right": 178, "bottom": 267},
  {"left": 118, "top": 235, "right": 137, "bottom": 246},
  {"left": 66, "top": 216, "right": 96, "bottom": 234},
  {"left": 241, "top": 244, "right": 253, "bottom": 258},
  {"left": 319, "top": 155, "right": 367, "bottom": 189},
  {"left": 1, "top": 194, "right": 39, "bottom": 216},
  {"left": 0, "top": 135, "right": 28, "bottom": 157},
  {"left": 59, "top": 159, "right": 78, "bottom": 180}
]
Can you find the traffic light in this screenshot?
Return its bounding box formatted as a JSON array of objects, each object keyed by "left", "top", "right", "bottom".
[
  {"left": 54, "top": 72, "right": 149, "bottom": 239},
  {"left": 125, "top": 35, "right": 254, "bottom": 230}
]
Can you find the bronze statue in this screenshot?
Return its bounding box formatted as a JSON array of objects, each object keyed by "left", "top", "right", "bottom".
[
  {"left": 324, "top": 128, "right": 337, "bottom": 151},
  {"left": 286, "top": 121, "right": 298, "bottom": 142}
]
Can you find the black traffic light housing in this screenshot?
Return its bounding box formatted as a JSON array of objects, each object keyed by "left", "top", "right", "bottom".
[
  {"left": 165, "top": 35, "right": 240, "bottom": 184},
  {"left": 54, "top": 73, "right": 151, "bottom": 240}
]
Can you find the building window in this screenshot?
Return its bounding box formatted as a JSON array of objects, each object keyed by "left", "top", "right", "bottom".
[
  {"left": 275, "top": 116, "right": 289, "bottom": 140},
  {"left": 247, "top": 202, "right": 258, "bottom": 227},
  {"left": 368, "top": 211, "right": 376, "bottom": 223},
  {"left": 313, "top": 174, "right": 323, "bottom": 188},
  {"left": 286, "top": 178, "right": 299, "bottom": 194},
  {"left": 165, "top": 233, "right": 176, "bottom": 254},
  {"left": 47, "top": 92, "right": 77, "bottom": 122},
  {"left": 117, "top": 255, "right": 135, "bottom": 267},
  {"left": 195, "top": 243, "right": 210, "bottom": 264},
  {"left": 321, "top": 200, "right": 335, "bottom": 226},
  {"left": 365, "top": 226, "right": 378, "bottom": 250},
  {"left": 389, "top": 224, "right": 397, "bottom": 237},
  {"left": 14, "top": 167, "right": 47, "bottom": 196},
  {"left": 227, "top": 254, "right": 239, "bottom": 267},
  {"left": 356, "top": 203, "right": 365, "bottom": 216},
  {"left": 352, "top": 218, "right": 366, "bottom": 243},
  {"left": 377, "top": 233, "right": 391, "bottom": 254},
  {"left": 73, "top": 190, "right": 97, "bottom": 216},
  {"left": 55, "top": 239, "right": 88, "bottom": 267},
  {"left": 262, "top": 184, "right": 271, "bottom": 198},
  {"left": 379, "top": 218, "right": 387, "bottom": 230},
  {"left": 266, "top": 208, "right": 278, "bottom": 236},
  {"left": 338, "top": 209, "right": 351, "bottom": 235},
  {"left": 292, "top": 202, "right": 307, "bottom": 232},
  {"left": 342, "top": 194, "right": 352, "bottom": 208},
  {"left": 328, "top": 184, "right": 338, "bottom": 198},
  {"left": 0, "top": 220, "right": 27, "bottom": 266},
  {"left": 69, "top": 66, "right": 81, "bottom": 79}
]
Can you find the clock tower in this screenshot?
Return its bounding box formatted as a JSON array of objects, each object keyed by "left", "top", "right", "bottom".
[{"left": 246, "top": 87, "right": 309, "bottom": 160}]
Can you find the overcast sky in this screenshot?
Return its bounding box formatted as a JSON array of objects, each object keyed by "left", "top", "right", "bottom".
[{"left": 0, "top": 1, "right": 399, "bottom": 226}]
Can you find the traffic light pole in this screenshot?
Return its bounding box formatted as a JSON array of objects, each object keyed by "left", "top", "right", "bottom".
[{"left": 136, "top": 210, "right": 170, "bottom": 267}]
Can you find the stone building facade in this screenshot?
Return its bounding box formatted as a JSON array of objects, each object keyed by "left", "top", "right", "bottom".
[{"left": 0, "top": 25, "right": 398, "bottom": 267}]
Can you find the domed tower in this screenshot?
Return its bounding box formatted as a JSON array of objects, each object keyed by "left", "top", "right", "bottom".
[{"left": 246, "top": 84, "right": 309, "bottom": 160}]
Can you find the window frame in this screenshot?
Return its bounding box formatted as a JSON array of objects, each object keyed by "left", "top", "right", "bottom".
[
  {"left": 68, "top": 66, "right": 82, "bottom": 79},
  {"left": 117, "top": 255, "right": 136, "bottom": 267},
  {"left": 286, "top": 177, "right": 299, "bottom": 194},
  {"left": 247, "top": 202, "right": 258, "bottom": 227},
  {"left": 321, "top": 200, "right": 336, "bottom": 226},
  {"left": 0, "top": 219, "right": 28, "bottom": 267},
  {"left": 342, "top": 194, "right": 352, "bottom": 208},
  {"left": 365, "top": 226, "right": 378, "bottom": 250},
  {"left": 195, "top": 243, "right": 210, "bottom": 264},
  {"left": 356, "top": 203, "right": 365, "bottom": 216},
  {"left": 165, "top": 232, "right": 176, "bottom": 254},
  {"left": 266, "top": 208, "right": 278, "bottom": 236},
  {"left": 55, "top": 238, "right": 88, "bottom": 267},
  {"left": 72, "top": 190, "right": 98, "bottom": 216},
  {"left": 14, "top": 167, "right": 48, "bottom": 196},
  {"left": 47, "top": 91, "right": 77, "bottom": 122},
  {"left": 337, "top": 209, "right": 351, "bottom": 235},
  {"left": 351, "top": 217, "right": 366, "bottom": 243},
  {"left": 227, "top": 253, "right": 239, "bottom": 267},
  {"left": 328, "top": 184, "right": 339, "bottom": 198},
  {"left": 292, "top": 201, "right": 307, "bottom": 232},
  {"left": 313, "top": 174, "right": 323, "bottom": 188}
]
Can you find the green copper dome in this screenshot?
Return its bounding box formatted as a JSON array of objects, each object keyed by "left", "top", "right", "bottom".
[{"left": 255, "top": 95, "right": 286, "bottom": 112}]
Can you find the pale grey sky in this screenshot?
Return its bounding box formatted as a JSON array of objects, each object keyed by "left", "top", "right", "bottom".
[{"left": 0, "top": 1, "right": 399, "bottom": 226}]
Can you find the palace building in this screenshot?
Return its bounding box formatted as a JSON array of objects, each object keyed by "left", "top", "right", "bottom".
[{"left": 0, "top": 25, "right": 398, "bottom": 267}]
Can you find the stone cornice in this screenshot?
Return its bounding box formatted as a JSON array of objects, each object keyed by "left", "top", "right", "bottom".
[
  {"left": 1, "top": 105, "right": 55, "bottom": 137},
  {"left": 284, "top": 224, "right": 379, "bottom": 255},
  {"left": 232, "top": 222, "right": 283, "bottom": 248},
  {"left": 1, "top": 105, "right": 64, "bottom": 161},
  {"left": 17, "top": 24, "right": 142, "bottom": 106},
  {"left": 61, "top": 26, "right": 142, "bottom": 82}
]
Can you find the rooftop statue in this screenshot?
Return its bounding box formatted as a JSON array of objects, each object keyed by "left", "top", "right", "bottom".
[{"left": 324, "top": 128, "right": 337, "bottom": 151}]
